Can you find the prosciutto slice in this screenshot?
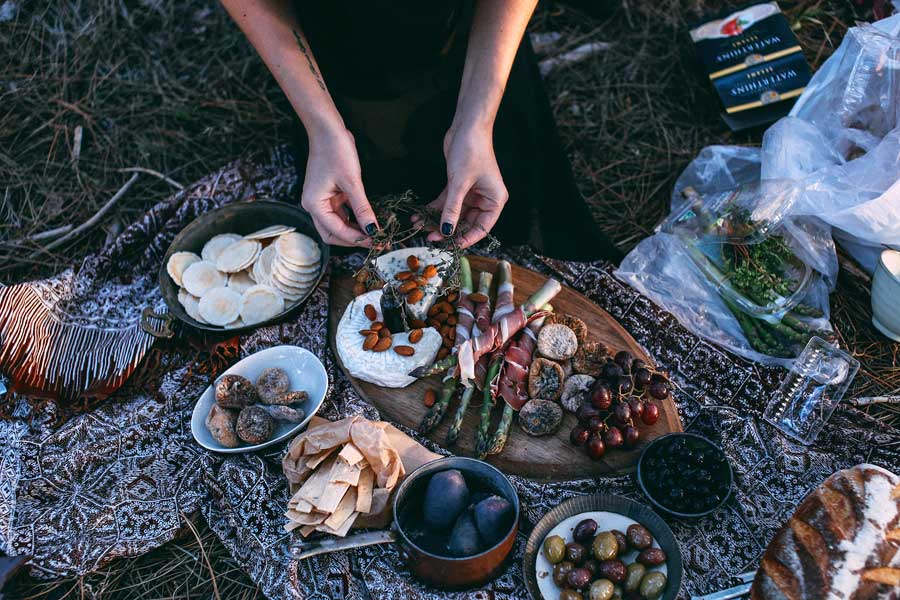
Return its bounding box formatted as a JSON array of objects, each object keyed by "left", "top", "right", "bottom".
[
  {"left": 457, "top": 307, "right": 544, "bottom": 388},
  {"left": 454, "top": 287, "right": 475, "bottom": 347},
  {"left": 494, "top": 316, "right": 544, "bottom": 411}
]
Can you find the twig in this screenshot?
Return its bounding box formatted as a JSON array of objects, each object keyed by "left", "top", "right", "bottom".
[
  {"left": 118, "top": 167, "right": 184, "bottom": 190},
  {"left": 180, "top": 512, "right": 222, "bottom": 600},
  {"left": 849, "top": 396, "right": 900, "bottom": 407},
  {"left": 29, "top": 172, "right": 139, "bottom": 257},
  {"left": 4, "top": 224, "right": 73, "bottom": 246}
]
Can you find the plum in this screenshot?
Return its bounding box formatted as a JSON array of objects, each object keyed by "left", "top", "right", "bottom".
[
  {"left": 473, "top": 495, "right": 514, "bottom": 547},
  {"left": 447, "top": 510, "right": 482, "bottom": 557},
  {"left": 423, "top": 469, "right": 469, "bottom": 530}
]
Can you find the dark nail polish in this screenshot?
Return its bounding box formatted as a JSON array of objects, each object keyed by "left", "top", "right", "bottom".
[
  {"left": 441, "top": 222, "right": 453, "bottom": 236},
  {"left": 365, "top": 223, "right": 377, "bottom": 235}
]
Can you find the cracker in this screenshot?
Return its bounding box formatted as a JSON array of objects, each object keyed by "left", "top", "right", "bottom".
[
  {"left": 198, "top": 286, "right": 243, "bottom": 326},
  {"left": 226, "top": 270, "right": 256, "bottom": 294},
  {"left": 273, "top": 258, "right": 319, "bottom": 284},
  {"left": 166, "top": 251, "right": 200, "bottom": 286},
  {"left": 216, "top": 239, "right": 261, "bottom": 273},
  {"left": 252, "top": 245, "right": 277, "bottom": 286},
  {"left": 275, "top": 232, "right": 321, "bottom": 266},
  {"left": 181, "top": 260, "right": 226, "bottom": 297},
  {"left": 356, "top": 467, "right": 374, "bottom": 514},
  {"left": 240, "top": 284, "right": 284, "bottom": 324},
  {"left": 244, "top": 224, "right": 295, "bottom": 240},
  {"left": 201, "top": 233, "right": 242, "bottom": 262},
  {"left": 338, "top": 443, "right": 366, "bottom": 466}
]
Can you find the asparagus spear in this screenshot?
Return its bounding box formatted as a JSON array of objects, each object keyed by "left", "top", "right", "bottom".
[
  {"left": 474, "top": 356, "right": 503, "bottom": 453},
  {"left": 419, "top": 258, "right": 474, "bottom": 433},
  {"left": 409, "top": 278, "right": 562, "bottom": 379},
  {"left": 446, "top": 268, "right": 493, "bottom": 445}
]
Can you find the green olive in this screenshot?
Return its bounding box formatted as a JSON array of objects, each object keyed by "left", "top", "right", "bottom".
[
  {"left": 559, "top": 590, "right": 584, "bottom": 600},
  {"left": 639, "top": 571, "right": 667, "bottom": 600},
  {"left": 624, "top": 563, "right": 647, "bottom": 593},
  {"left": 553, "top": 561, "right": 575, "bottom": 587},
  {"left": 588, "top": 578, "right": 615, "bottom": 600},
  {"left": 544, "top": 535, "right": 566, "bottom": 564},
  {"left": 592, "top": 531, "right": 619, "bottom": 561}
]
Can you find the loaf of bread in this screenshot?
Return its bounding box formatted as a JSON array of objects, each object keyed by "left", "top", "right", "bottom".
[{"left": 751, "top": 463, "right": 900, "bottom": 599}]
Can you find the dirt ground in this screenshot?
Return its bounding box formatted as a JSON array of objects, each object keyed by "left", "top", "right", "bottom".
[{"left": 2, "top": 0, "right": 893, "bottom": 598}]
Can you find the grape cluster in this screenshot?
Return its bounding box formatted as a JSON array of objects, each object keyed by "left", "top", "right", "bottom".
[{"left": 568, "top": 351, "right": 671, "bottom": 460}]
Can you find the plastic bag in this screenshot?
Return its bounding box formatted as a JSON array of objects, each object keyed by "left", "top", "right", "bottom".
[{"left": 617, "top": 14, "right": 900, "bottom": 365}]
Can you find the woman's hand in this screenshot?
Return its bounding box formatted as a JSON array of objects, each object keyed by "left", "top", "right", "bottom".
[
  {"left": 419, "top": 123, "right": 508, "bottom": 248},
  {"left": 301, "top": 127, "right": 378, "bottom": 247}
]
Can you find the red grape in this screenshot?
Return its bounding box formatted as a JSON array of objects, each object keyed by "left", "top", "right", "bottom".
[
  {"left": 614, "top": 350, "right": 633, "bottom": 373},
  {"left": 614, "top": 401, "right": 631, "bottom": 423},
  {"left": 634, "top": 368, "right": 652, "bottom": 388},
  {"left": 576, "top": 405, "right": 601, "bottom": 426},
  {"left": 642, "top": 403, "right": 660, "bottom": 425},
  {"left": 586, "top": 435, "right": 606, "bottom": 459},
  {"left": 588, "top": 415, "right": 606, "bottom": 433},
  {"left": 648, "top": 381, "right": 669, "bottom": 400},
  {"left": 590, "top": 383, "right": 612, "bottom": 410},
  {"left": 624, "top": 425, "right": 640, "bottom": 447},
  {"left": 570, "top": 425, "right": 590, "bottom": 446},
  {"left": 604, "top": 427, "right": 624, "bottom": 448},
  {"left": 628, "top": 397, "right": 645, "bottom": 420}
]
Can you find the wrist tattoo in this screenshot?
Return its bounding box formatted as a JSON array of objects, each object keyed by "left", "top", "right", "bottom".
[{"left": 293, "top": 30, "right": 327, "bottom": 92}]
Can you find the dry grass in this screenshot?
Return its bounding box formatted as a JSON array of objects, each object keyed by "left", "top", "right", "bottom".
[{"left": 1, "top": 0, "right": 892, "bottom": 597}]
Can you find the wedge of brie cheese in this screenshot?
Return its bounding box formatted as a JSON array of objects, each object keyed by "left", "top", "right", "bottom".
[
  {"left": 374, "top": 247, "right": 452, "bottom": 322},
  {"left": 336, "top": 290, "right": 442, "bottom": 388}
]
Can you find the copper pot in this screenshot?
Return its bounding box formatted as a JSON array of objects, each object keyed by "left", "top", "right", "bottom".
[{"left": 289, "top": 456, "right": 519, "bottom": 590}]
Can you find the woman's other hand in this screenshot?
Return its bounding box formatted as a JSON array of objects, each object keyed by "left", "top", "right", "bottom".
[
  {"left": 301, "top": 127, "right": 378, "bottom": 247},
  {"left": 420, "top": 123, "right": 508, "bottom": 248}
]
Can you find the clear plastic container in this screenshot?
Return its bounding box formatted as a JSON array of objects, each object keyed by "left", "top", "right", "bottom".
[
  {"left": 660, "top": 183, "right": 818, "bottom": 320},
  {"left": 763, "top": 337, "right": 859, "bottom": 445}
]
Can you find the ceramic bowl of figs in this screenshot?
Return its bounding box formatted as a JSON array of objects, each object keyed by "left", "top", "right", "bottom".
[
  {"left": 524, "top": 494, "right": 681, "bottom": 600},
  {"left": 191, "top": 345, "right": 328, "bottom": 453}
]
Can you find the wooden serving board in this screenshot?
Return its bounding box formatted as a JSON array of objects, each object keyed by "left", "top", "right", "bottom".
[{"left": 329, "top": 256, "right": 682, "bottom": 481}]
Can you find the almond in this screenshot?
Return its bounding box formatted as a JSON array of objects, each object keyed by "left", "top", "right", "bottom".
[
  {"left": 414, "top": 277, "right": 428, "bottom": 287},
  {"left": 422, "top": 264, "right": 438, "bottom": 279},
  {"left": 370, "top": 321, "right": 384, "bottom": 331},
  {"left": 410, "top": 318, "right": 427, "bottom": 329},
  {"left": 469, "top": 292, "right": 489, "bottom": 304},
  {"left": 446, "top": 315, "right": 458, "bottom": 326},
  {"left": 407, "top": 288, "right": 424, "bottom": 304},
  {"left": 434, "top": 312, "right": 448, "bottom": 323},
  {"left": 437, "top": 347, "right": 450, "bottom": 360},
  {"left": 447, "top": 328, "right": 456, "bottom": 341},
  {"left": 440, "top": 325, "right": 453, "bottom": 338},
  {"left": 427, "top": 318, "right": 441, "bottom": 329},
  {"left": 364, "top": 304, "right": 377, "bottom": 321},
  {"left": 398, "top": 280, "right": 418, "bottom": 294},
  {"left": 378, "top": 327, "right": 391, "bottom": 338},
  {"left": 393, "top": 345, "right": 415, "bottom": 357},
  {"left": 395, "top": 271, "right": 414, "bottom": 281},
  {"left": 408, "top": 328, "right": 424, "bottom": 343},
  {"left": 353, "top": 282, "right": 367, "bottom": 296},
  {"left": 427, "top": 304, "right": 441, "bottom": 317},
  {"left": 355, "top": 270, "right": 369, "bottom": 283},
  {"left": 423, "top": 389, "right": 436, "bottom": 407},
  {"left": 446, "top": 291, "right": 459, "bottom": 303},
  {"left": 359, "top": 329, "right": 375, "bottom": 335},
  {"left": 436, "top": 301, "right": 454, "bottom": 313},
  {"left": 406, "top": 255, "right": 419, "bottom": 271},
  {"left": 373, "top": 337, "right": 392, "bottom": 352},
  {"left": 362, "top": 333, "right": 378, "bottom": 350}
]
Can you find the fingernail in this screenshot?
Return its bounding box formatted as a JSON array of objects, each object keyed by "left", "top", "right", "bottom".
[
  {"left": 441, "top": 222, "right": 453, "bottom": 236},
  {"left": 365, "top": 223, "right": 377, "bottom": 235}
]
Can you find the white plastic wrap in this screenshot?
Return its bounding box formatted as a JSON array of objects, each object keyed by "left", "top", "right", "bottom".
[{"left": 617, "top": 14, "right": 900, "bottom": 364}]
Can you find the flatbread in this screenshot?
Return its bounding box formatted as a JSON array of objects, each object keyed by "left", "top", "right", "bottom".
[
  {"left": 198, "top": 286, "right": 243, "bottom": 326},
  {"left": 226, "top": 270, "right": 256, "bottom": 294},
  {"left": 273, "top": 258, "right": 319, "bottom": 284},
  {"left": 178, "top": 290, "right": 207, "bottom": 324},
  {"left": 240, "top": 284, "right": 284, "bottom": 324},
  {"left": 166, "top": 251, "right": 200, "bottom": 286},
  {"left": 270, "top": 277, "right": 312, "bottom": 301},
  {"left": 275, "top": 232, "right": 321, "bottom": 266},
  {"left": 181, "top": 261, "right": 227, "bottom": 297},
  {"left": 244, "top": 224, "right": 295, "bottom": 240},
  {"left": 201, "top": 233, "right": 242, "bottom": 262},
  {"left": 224, "top": 318, "right": 245, "bottom": 329},
  {"left": 252, "top": 245, "right": 277, "bottom": 286},
  {"left": 216, "top": 239, "right": 261, "bottom": 273}
]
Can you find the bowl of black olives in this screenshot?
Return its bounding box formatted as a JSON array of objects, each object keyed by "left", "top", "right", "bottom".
[{"left": 637, "top": 433, "right": 733, "bottom": 518}]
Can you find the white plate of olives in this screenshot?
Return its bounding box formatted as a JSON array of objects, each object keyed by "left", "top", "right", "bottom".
[{"left": 524, "top": 494, "right": 681, "bottom": 600}]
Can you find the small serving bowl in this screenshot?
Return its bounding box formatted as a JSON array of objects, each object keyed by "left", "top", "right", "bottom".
[
  {"left": 191, "top": 345, "right": 329, "bottom": 453},
  {"left": 637, "top": 433, "right": 733, "bottom": 518},
  {"left": 523, "top": 494, "right": 682, "bottom": 600},
  {"left": 872, "top": 249, "right": 900, "bottom": 342},
  {"left": 145, "top": 200, "right": 329, "bottom": 338}
]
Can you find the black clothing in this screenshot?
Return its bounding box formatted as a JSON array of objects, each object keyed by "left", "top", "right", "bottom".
[{"left": 292, "top": 1, "right": 621, "bottom": 262}]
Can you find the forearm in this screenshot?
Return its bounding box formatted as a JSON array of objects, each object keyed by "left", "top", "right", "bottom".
[
  {"left": 219, "top": 0, "right": 344, "bottom": 139},
  {"left": 454, "top": 0, "right": 538, "bottom": 133}
]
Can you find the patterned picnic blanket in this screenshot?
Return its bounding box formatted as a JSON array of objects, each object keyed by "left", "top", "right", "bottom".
[{"left": 1, "top": 147, "right": 899, "bottom": 599}]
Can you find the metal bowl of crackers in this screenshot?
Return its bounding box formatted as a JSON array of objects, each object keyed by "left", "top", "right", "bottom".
[{"left": 148, "top": 200, "right": 329, "bottom": 337}]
